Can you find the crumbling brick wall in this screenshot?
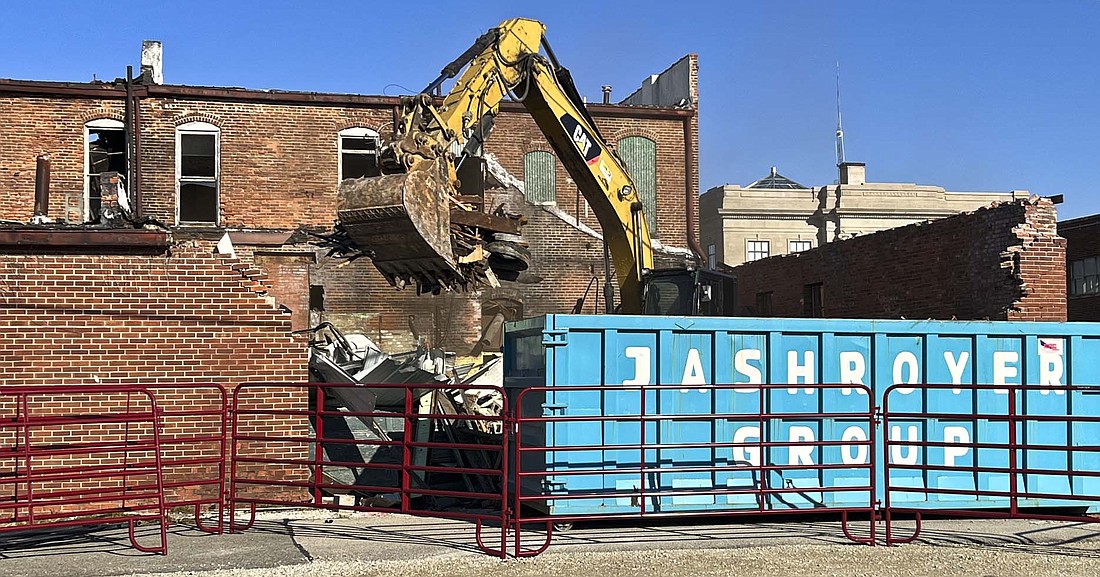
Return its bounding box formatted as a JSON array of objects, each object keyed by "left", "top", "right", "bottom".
[
  {"left": 0, "top": 73, "right": 700, "bottom": 354},
  {"left": 0, "top": 245, "right": 310, "bottom": 507},
  {"left": 731, "top": 198, "right": 1066, "bottom": 321}
]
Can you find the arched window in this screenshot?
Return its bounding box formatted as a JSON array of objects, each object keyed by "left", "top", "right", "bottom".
[
  {"left": 618, "top": 136, "right": 657, "bottom": 235},
  {"left": 176, "top": 121, "right": 220, "bottom": 224},
  {"left": 523, "top": 150, "right": 556, "bottom": 204},
  {"left": 84, "top": 118, "right": 126, "bottom": 221},
  {"left": 338, "top": 127, "right": 380, "bottom": 181}
]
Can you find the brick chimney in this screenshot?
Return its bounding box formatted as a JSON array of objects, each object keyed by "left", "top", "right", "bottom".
[{"left": 141, "top": 40, "right": 163, "bottom": 84}]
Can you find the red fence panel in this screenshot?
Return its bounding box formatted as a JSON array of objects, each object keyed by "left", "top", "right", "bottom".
[
  {"left": 141, "top": 383, "right": 229, "bottom": 533},
  {"left": 0, "top": 385, "right": 168, "bottom": 554},
  {"left": 510, "top": 383, "right": 878, "bottom": 556},
  {"left": 228, "top": 382, "right": 510, "bottom": 557},
  {"left": 881, "top": 383, "right": 1100, "bottom": 545}
]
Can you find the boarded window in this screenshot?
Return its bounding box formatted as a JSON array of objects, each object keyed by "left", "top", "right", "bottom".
[
  {"left": 523, "top": 150, "right": 556, "bottom": 204},
  {"left": 177, "top": 121, "right": 220, "bottom": 225},
  {"left": 618, "top": 136, "right": 657, "bottom": 236},
  {"left": 339, "top": 127, "right": 381, "bottom": 181}
]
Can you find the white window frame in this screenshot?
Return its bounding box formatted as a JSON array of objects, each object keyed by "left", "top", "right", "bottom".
[
  {"left": 84, "top": 118, "right": 125, "bottom": 220},
  {"left": 789, "top": 239, "right": 813, "bottom": 254},
  {"left": 175, "top": 121, "right": 221, "bottom": 226},
  {"left": 707, "top": 243, "right": 717, "bottom": 269},
  {"left": 338, "top": 126, "right": 380, "bottom": 182},
  {"left": 747, "top": 240, "right": 770, "bottom": 262}
]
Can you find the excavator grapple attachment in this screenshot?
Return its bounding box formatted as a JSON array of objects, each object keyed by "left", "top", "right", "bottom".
[{"left": 337, "top": 158, "right": 459, "bottom": 292}]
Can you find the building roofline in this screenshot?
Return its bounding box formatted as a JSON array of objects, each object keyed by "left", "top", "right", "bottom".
[
  {"left": 1057, "top": 213, "right": 1100, "bottom": 231},
  {"left": 0, "top": 78, "right": 693, "bottom": 119},
  {"left": 619, "top": 53, "right": 697, "bottom": 105}
]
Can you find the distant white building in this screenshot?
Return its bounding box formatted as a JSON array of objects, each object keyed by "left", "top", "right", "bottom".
[{"left": 699, "top": 162, "right": 1030, "bottom": 267}]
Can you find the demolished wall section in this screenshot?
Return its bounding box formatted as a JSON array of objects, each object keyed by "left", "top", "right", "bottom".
[{"left": 731, "top": 198, "right": 1066, "bottom": 321}]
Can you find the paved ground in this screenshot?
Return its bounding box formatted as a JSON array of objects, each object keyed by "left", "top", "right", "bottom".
[{"left": 1, "top": 510, "right": 1098, "bottom": 577}]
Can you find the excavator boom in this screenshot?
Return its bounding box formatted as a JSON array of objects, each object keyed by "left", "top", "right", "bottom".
[{"left": 334, "top": 18, "right": 656, "bottom": 311}]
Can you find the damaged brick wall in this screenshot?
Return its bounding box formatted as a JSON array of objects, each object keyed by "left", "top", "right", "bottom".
[
  {"left": 1, "top": 79, "right": 699, "bottom": 354},
  {"left": 0, "top": 246, "right": 310, "bottom": 505},
  {"left": 731, "top": 198, "right": 1066, "bottom": 321}
]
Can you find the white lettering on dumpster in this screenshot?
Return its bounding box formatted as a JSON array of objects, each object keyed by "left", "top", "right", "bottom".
[
  {"left": 733, "top": 348, "right": 762, "bottom": 393},
  {"left": 943, "top": 426, "right": 971, "bottom": 467},
  {"left": 839, "top": 351, "right": 867, "bottom": 395},
  {"left": 841, "top": 426, "right": 869, "bottom": 464},
  {"left": 787, "top": 351, "right": 815, "bottom": 394},
  {"left": 623, "top": 346, "right": 650, "bottom": 386},
  {"left": 944, "top": 351, "right": 969, "bottom": 393},
  {"left": 733, "top": 425, "right": 760, "bottom": 466},
  {"left": 680, "top": 349, "right": 707, "bottom": 393}
]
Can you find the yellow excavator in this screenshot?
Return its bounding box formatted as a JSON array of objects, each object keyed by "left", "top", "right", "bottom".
[{"left": 327, "top": 18, "right": 735, "bottom": 316}]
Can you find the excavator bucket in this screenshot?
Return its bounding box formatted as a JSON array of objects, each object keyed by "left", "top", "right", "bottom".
[{"left": 337, "top": 158, "right": 459, "bottom": 292}]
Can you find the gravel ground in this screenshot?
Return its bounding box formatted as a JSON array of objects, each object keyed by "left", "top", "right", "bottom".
[
  {"left": 3, "top": 510, "right": 1095, "bottom": 577},
  {"left": 113, "top": 512, "right": 1099, "bottom": 577},
  {"left": 129, "top": 543, "right": 1100, "bottom": 577}
]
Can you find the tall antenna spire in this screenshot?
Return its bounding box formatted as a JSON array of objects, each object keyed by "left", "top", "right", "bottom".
[{"left": 835, "top": 61, "right": 846, "bottom": 167}]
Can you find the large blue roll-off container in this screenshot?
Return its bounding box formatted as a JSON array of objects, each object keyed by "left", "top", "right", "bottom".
[{"left": 503, "top": 314, "right": 1100, "bottom": 516}]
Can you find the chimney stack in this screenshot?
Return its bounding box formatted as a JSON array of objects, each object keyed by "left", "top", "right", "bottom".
[
  {"left": 839, "top": 162, "right": 866, "bottom": 186},
  {"left": 141, "top": 40, "right": 163, "bottom": 84},
  {"left": 601, "top": 85, "right": 612, "bottom": 104}
]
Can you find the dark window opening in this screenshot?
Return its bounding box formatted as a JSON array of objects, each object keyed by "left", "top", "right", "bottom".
[
  {"left": 340, "top": 135, "right": 380, "bottom": 180},
  {"left": 87, "top": 128, "right": 126, "bottom": 220},
  {"left": 756, "top": 291, "right": 773, "bottom": 317},
  {"left": 309, "top": 285, "right": 326, "bottom": 312},
  {"left": 803, "top": 283, "right": 823, "bottom": 318}
]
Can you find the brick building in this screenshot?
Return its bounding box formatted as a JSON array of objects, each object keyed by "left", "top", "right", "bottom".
[
  {"left": 1058, "top": 214, "right": 1100, "bottom": 321},
  {"left": 731, "top": 197, "right": 1067, "bottom": 322},
  {"left": 700, "top": 162, "right": 1030, "bottom": 267},
  {"left": 0, "top": 52, "right": 702, "bottom": 353}
]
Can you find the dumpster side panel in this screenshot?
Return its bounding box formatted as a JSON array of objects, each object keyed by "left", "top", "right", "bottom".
[{"left": 503, "top": 315, "right": 1100, "bottom": 515}]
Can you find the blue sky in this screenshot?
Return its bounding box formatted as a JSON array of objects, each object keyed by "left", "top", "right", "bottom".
[{"left": 4, "top": 1, "right": 1098, "bottom": 218}]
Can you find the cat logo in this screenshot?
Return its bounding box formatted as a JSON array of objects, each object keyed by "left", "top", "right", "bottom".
[{"left": 559, "top": 113, "right": 612, "bottom": 190}]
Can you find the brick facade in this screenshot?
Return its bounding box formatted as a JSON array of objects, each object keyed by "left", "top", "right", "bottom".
[
  {"left": 731, "top": 198, "right": 1067, "bottom": 322},
  {"left": 0, "top": 244, "right": 309, "bottom": 505},
  {"left": 0, "top": 69, "right": 699, "bottom": 352},
  {"left": 1058, "top": 215, "right": 1100, "bottom": 321}
]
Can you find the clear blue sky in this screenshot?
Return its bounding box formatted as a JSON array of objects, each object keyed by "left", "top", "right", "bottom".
[{"left": 4, "top": 1, "right": 1098, "bottom": 218}]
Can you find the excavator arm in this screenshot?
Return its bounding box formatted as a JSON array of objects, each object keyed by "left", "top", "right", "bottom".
[{"left": 335, "top": 18, "right": 655, "bottom": 313}]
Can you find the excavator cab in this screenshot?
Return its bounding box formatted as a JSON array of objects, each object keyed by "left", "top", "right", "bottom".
[{"left": 641, "top": 268, "right": 737, "bottom": 316}]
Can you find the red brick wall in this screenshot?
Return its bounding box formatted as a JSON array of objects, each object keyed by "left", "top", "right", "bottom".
[
  {"left": 0, "top": 95, "right": 124, "bottom": 223},
  {"left": 0, "top": 84, "right": 697, "bottom": 353},
  {"left": 1058, "top": 217, "right": 1100, "bottom": 321},
  {"left": 252, "top": 250, "right": 314, "bottom": 332},
  {"left": 0, "top": 246, "right": 310, "bottom": 505},
  {"left": 731, "top": 198, "right": 1067, "bottom": 322}
]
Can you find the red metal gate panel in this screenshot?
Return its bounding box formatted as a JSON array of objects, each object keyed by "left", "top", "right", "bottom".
[
  {"left": 228, "top": 382, "right": 510, "bottom": 557},
  {"left": 0, "top": 385, "right": 169, "bottom": 554},
  {"left": 881, "top": 383, "right": 1100, "bottom": 544},
  {"left": 510, "top": 383, "right": 878, "bottom": 556}
]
